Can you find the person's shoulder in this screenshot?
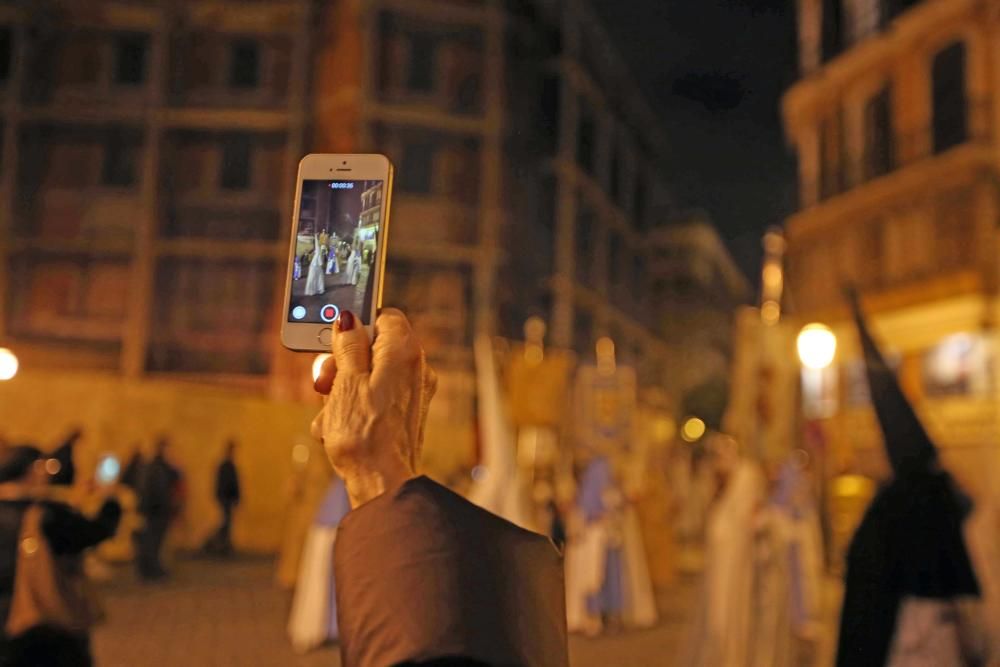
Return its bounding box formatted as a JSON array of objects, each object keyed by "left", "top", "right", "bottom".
[{"left": 341, "top": 476, "right": 555, "bottom": 549}]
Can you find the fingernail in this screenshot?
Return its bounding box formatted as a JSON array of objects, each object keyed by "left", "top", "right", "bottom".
[
  {"left": 338, "top": 310, "right": 355, "bottom": 331},
  {"left": 313, "top": 379, "right": 322, "bottom": 393}
]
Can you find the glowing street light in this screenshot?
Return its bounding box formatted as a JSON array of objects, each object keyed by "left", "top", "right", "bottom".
[
  {"left": 0, "top": 348, "right": 18, "bottom": 381},
  {"left": 681, "top": 416, "right": 706, "bottom": 443},
  {"left": 797, "top": 323, "right": 837, "bottom": 370}
]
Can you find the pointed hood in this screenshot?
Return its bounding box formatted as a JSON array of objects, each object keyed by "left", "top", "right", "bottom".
[
  {"left": 848, "top": 289, "right": 937, "bottom": 475},
  {"left": 49, "top": 430, "right": 80, "bottom": 486}
]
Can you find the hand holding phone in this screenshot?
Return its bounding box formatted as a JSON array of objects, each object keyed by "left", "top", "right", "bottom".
[
  {"left": 281, "top": 154, "right": 393, "bottom": 352},
  {"left": 95, "top": 453, "right": 121, "bottom": 487}
]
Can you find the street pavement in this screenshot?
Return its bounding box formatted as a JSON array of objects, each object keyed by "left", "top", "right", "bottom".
[{"left": 92, "top": 556, "right": 698, "bottom": 667}]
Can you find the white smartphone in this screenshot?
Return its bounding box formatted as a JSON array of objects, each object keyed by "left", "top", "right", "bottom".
[
  {"left": 280, "top": 154, "right": 393, "bottom": 352},
  {"left": 95, "top": 453, "right": 121, "bottom": 486}
]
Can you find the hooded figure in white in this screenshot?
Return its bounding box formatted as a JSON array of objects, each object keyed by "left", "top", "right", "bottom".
[
  {"left": 304, "top": 235, "right": 326, "bottom": 296},
  {"left": 686, "top": 444, "right": 767, "bottom": 667}
]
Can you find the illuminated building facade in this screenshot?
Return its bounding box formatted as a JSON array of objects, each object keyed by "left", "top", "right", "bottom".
[
  {"left": 783, "top": 0, "right": 1000, "bottom": 497},
  {"left": 0, "top": 0, "right": 689, "bottom": 548}
]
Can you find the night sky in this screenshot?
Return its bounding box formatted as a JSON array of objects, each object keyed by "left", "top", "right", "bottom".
[{"left": 589, "top": 0, "right": 797, "bottom": 280}]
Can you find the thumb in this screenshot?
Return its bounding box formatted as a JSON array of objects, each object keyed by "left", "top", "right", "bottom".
[{"left": 332, "top": 311, "right": 371, "bottom": 375}]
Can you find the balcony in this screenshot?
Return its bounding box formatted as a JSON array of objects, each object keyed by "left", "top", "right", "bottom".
[{"left": 786, "top": 150, "right": 990, "bottom": 316}]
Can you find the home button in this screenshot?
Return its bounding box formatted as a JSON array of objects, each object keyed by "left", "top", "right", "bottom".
[{"left": 318, "top": 328, "right": 333, "bottom": 346}]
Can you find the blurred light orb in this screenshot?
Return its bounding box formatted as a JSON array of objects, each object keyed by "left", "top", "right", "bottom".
[
  {"left": 797, "top": 323, "right": 837, "bottom": 369},
  {"left": 471, "top": 465, "right": 489, "bottom": 482},
  {"left": 0, "top": 348, "right": 18, "bottom": 381},
  {"left": 311, "top": 353, "right": 332, "bottom": 383},
  {"left": 681, "top": 417, "right": 706, "bottom": 443},
  {"left": 292, "top": 443, "right": 310, "bottom": 465},
  {"left": 44, "top": 459, "right": 61, "bottom": 475},
  {"left": 761, "top": 300, "right": 781, "bottom": 325},
  {"left": 762, "top": 264, "right": 782, "bottom": 288}
]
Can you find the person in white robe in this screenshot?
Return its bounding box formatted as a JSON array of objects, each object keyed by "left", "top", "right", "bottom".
[
  {"left": 304, "top": 235, "right": 326, "bottom": 296},
  {"left": 326, "top": 243, "right": 340, "bottom": 275},
  {"left": 347, "top": 248, "right": 362, "bottom": 286},
  {"left": 287, "top": 477, "right": 351, "bottom": 653},
  {"left": 686, "top": 446, "right": 767, "bottom": 667},
  {"left": 564, "top": 455, "right": 657, "bottom": 636}
]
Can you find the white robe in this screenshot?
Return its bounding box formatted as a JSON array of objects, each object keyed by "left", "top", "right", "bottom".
[
  {"left": 687, "top": 461, "right": 766, "bottom": 667},
  {"left": 347, "top": 251, "right": 362, "bottom": 286},
  {"left": 287, "top": 525, "right": 338, "bottom": 653},
  {"left": 304, "top": 237, "right": 325, "bottom": 296}
]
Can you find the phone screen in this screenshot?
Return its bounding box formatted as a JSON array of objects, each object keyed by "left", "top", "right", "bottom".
[
  {"left": 287, "top": 179, "right": 384, "bottom": 326},
  {"left": 96, "top": 454, "right": 121, "bottom": 486}
]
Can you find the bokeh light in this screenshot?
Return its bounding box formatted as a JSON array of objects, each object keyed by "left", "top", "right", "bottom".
[
  {"left": 797, "top": 323, "right": 837, "bottom": 370},
  {"left": 681, "top": 416, "right": 706, "bottom": 443},
  {"left": 0, "top": 348, "right": 18, "bottom": 381}
]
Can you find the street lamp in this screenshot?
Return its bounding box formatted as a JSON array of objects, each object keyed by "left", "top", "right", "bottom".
[
  {"left": 0, "top": 348, "right": 18, "bottom": 381},
  {"left": 797, "top": 323, "right": 837, "bottom": 370}
]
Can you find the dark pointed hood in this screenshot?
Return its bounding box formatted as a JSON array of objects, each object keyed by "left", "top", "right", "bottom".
[
  {"left": 49, "top": 431, "right": 80, "bottom": 486},
  {"left": 848, "top": 290, "right": 937, "bottom": 475}
]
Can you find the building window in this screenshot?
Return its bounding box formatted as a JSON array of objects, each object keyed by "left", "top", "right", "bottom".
[
  {"left": 820, "top": 112, "right": 847, "bottom": 199},
  {"left": 609, "top": 140, "right": 622, "bottom": 204},
  {"left": 102, "top": 132, "right": 137, "bottom": 187},
  {"left": 863, "top": 86, "right": 893, "bottom": 180},
  {"left": 923, "top": 333, "right": 995, "bottom": 397},
  {"left": 114, "top": 34, "right": 148, "bottom": 85},
  {"left": 633, "top": 177, "right": 647, "bottom": 230},
  {"left": 577, "top": 100, "right": 596, "bottom": 174},
  {"left": 408, "top": 33, "right": 436, "bottom": 92},
  {"left": 0, "top": 27, "right": 11, "bottom": 82},
  {"left": 220, "top": 135, "right": 252, "bottom": 190},
  {"left": 576, "top": 201, "right": 596, "bottom": 286},
  {"left": 398, "top": 141, "right": 435, "bottom": 193},
  {"left": 540, "top": 75, "right": 560, "bottom": 152},
  {"left": 821, "top": 0, "right": 845, "bottom": 62},
  {"left": 932, "top": 41, "right": 968, "bottom": 154},
  {"left": 229, "top": 39, "right": 260, "bottom": 89},
  {"left": 573, "top": 309, "right": 594, "bottom": 358},
  {"left": 853, "top": 0, "right": 886, "bottom": 42},
  {"left": 886, "top": 0, "right": 921, "bottom": 21}
]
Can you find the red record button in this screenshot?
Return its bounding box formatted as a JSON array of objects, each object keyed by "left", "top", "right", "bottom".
[{"left": 320, "top": 304, "right": 340, "bottom": 324}]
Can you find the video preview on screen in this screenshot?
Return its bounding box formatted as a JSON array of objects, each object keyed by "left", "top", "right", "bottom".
[{"left": 288, "top": 179, "right": 383, "bottom": 326}]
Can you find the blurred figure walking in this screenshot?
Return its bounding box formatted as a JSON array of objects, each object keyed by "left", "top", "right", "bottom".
[
  {"left": 203, "top": 440, "right": 240, "bottom": 557},
  {"left": 135, "top": 439, "right": 181, "bottom": 581}
]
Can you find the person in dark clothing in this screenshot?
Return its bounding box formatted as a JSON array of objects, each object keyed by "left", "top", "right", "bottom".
[
  {"left": 0, "top": 444, "right": 121, "bottom": 667},
  {"left": 135, "top": 439, "right": 180, "bottom": 581},
  {"left": 203, "top": 441, "right": 240, "bottom": 556},
  {"left": 836, "top": 290, "right": 983, "bottom": 667},
  {"left": 313, "top": 309, "right": 568, "bottom": 667}
]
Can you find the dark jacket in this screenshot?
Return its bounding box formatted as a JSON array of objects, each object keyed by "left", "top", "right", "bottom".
[
  {"left": 334, "top": 476, "right": 568, "bottom": 667},
  {"left": 0, "top": 498, "right": 121, "bottom": 631}
]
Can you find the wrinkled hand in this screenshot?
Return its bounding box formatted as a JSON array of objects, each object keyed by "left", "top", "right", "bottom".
[{"left": 310, "top": 309, "right": 437, "bottom": 508}]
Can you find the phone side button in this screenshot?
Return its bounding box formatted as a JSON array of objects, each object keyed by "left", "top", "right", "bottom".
[{"left": 318, "top": 328, "right": 333, "bottom": 346}]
